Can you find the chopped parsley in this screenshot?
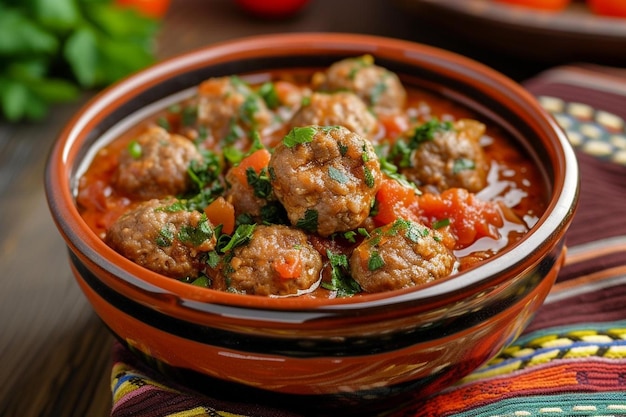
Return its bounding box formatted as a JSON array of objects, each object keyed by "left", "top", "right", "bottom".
[
  {"left": 188, "top": 149, "right": 222, "bottom": 192},
  {"left": 283, "top": 126, "right": 317, "bottom": 147},
  {"left": 156, "top": 116, "right": 170, "bottom": 131},
  {"left": 178, "top": 214, "right": 213, "bottom": 247},
  {"left": 410, "top": 118, "right": 454, "bottom": 145},
  {"left": 452, "top": 158, "right": 476, "bottom": 173},
  {"left": 156, "top": 200, "right": 187, "bottom": 213},
  {"left": 246, "top": 167, "right": 272, "bottom": 198},
  {"left": 181, "top": 105, "right": 198, "bottom": 127},
  {"left": 328, "top": 166, "right": 349, "bottom": 184},
  {"left": 190, "top": 275, "right": 210, "bottom": 287},
  {"left": 156, "top": 224, "right": 174, "bottom": 247},
  {"left": 219, "top": 223, "right": 256, "bottom": 253},
  {"left": 368, "top": 251, "right": 385, "bottom": 271},
  {"left": 296, "top": 209, "right": 318, "bottom": 233},
  {"left": 205, "top": 250, "right": 221, "bottom": 268},
  {"left": 239, "top": 95, "right": 261, "bottom": 127},
  {"left": 432, "top": 218, "right": 451, "bottom": 229},
  {"left": 369, "top": 78, "right": 387, "bottom": 105},
  {"left": 259, "top": 202, "right": 289, "bottom": 225},
  {"left": 127, "top": 140, "right": 142, "bottom": 159},
  {"left": 363, "top": 166, "right": 375, "bottom": 188},
  {"left": 322, "top": 250, "right": 361, "bottom": 297},
  {"left": 258, "top": 82, "right": 280, "bottom": 109},
  {"left": 337, "top": 142, "right": 349, "bottom": 156},
  {"left": 389, "top": 118, "right": 454, "bottom": 168}
]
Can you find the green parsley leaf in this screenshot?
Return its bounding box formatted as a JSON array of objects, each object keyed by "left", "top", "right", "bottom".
[
  {"left": 127, "top": 140, "right": 142, "bottom": 159},
  {"left": 178, "top": 214, "right": 213, "bottom": 247},
  {"left": 239, "top": 94, "right": 260, "bottom": 126},
  {"left": 258, "top": 82, "right": 280, "bottom": 109},
  {"left": 205, "top": 251, "right": 221, "bottom": 268},
  {"left": 190, "top": 276, "right": 211, "bottom": 287},
  {"left": 370, "top": 79, "right": 387, "bottom": 105},
  {"left": 432, "top": 218, "right": 451, "bottom": 229},
  {"left": 322, "top": 250, "right": 361, "bottom": 297},
  {"left": 328, "top": 166, "right": 349, "bottom": 184},
  {"left": 452, "top": 158, "right": 476, "bottom": 173},
  {"left": 220, "top": 224, "right": 256, "bottom": 253},
  {"left": 283, "top": 126, "right": 316, "bottom": 147},
  {"left": 296, "top": 209, "right": 318, "bottom": 233},
  {"left": 246, "top": 167, "right": 273, "bottom": 199},
  {"left": 156, "top": 224, "right": 174, "bottom": 247},
  {"left": 363, "top": 166, "right": 375, "bottom": 188},
  {"left": 368, "top": 251, "right": 385, "bottom": 271},
  {"left": 405, "top": 222, "right": 428, "bottom": 243}
]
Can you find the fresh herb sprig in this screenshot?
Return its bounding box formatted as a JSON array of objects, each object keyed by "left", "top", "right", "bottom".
[{"left": 0, "top": 0, "right": 160, "bottom": 122}]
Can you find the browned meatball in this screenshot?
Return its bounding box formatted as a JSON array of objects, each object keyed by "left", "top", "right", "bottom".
[
  {"left": 401, "top": 118, "right": 489, "bottom": 193},
  {"left": 313, "top": 55, "right": 406, "bottom": 115},
  {"left": 105, "top": 198, "right": 216, "bottom": 279},
  {"left": 217, "top": 225, "right": 323, "bottom": 296},
  {"left": 197, "top": 76, "right": 273, "bottom": 142},
  {"left": 289, "top": 92, "right": 380, "bottom": 140},
  {"left": 350, "top": 219, "right": 456, "bottom": 293},
  {"left": 113, "top": 126, "right": 202, "bottom": 200},
  {"left": 269, "top": 125, "right": 383, "bottom": 237}
]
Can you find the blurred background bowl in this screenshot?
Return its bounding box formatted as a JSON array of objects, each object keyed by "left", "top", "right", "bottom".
[{"left": 45, "top": 32, "right": 579, "bottom": 414}]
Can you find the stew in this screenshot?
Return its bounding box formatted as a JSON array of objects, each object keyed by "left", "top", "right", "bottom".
[{"left": 76, "top": 55, "right": 546, "bottom": 298}]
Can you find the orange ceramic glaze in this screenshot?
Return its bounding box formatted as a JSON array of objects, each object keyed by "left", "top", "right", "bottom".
[{"left": 45, "top": 33, "right": 578, "bottom": 414}]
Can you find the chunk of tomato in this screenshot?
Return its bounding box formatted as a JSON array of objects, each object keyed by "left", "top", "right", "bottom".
[
  {"left": 493, "top": 0, "right": 571, "bottom": 11},
  {"left": 587, "top": 0, "right": 626, "bottom": 17}
]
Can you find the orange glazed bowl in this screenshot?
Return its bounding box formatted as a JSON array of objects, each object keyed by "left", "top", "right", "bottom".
[{"left": 45, "top": 33, "right": 578, "bottom": 414}]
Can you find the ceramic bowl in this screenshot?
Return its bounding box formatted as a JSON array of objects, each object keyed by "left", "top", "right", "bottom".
[{"left": 45, "top": 33, "right": 578, "bottom": 414}]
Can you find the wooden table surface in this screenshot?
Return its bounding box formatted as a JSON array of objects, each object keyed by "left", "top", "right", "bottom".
[{"left": 0, "top": 1, "right": 616, "bottom": 416}]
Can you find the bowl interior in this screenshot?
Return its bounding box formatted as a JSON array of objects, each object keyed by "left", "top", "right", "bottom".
[{"left": 47, "top": 32, "right": 578, "bottom": 312}]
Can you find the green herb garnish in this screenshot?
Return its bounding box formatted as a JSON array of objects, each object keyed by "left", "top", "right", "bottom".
[
  {"left": 283, "top": 126, "right": 317, "bottom": 147},
  {"left": 258, "top": 82, "right": 280, "bottom": 109},
  {"left": 220, "top": 224, "right": 256, "bottom": 253},
  {"left": 328, "top": 166, "right": 349, "bottom": 184},
  {"left": 0, "top": 1, "right": 159, "bottom": 122},
  {"left": 156, "top": 224, "right": 174, "bottom": 247},
  {"left": 190, "top": 276, "right": 210, "bottom": 287},
  {"left": 246, "top": 167, "right": 272, "bottom": 198},
  {"left": 368, "top": 251, "right": 385, "bottom": 271},
  {"left": 127, "top": 140, "right": 142, "bottom": 159},
  {"left": 322, "top": 250, "right": 361, "bottom": 297},
  {"left": 452, "top": 158, "right": 476, "bottom": 173},
  {"left": 178, "top": 214, "right": 213, "bottom": 247},
  {"left": 296, "top": 209, "right": 318, "bottom": 233},
  {"left": 432, "top": 218, "right": 451, "bottom": 229}
]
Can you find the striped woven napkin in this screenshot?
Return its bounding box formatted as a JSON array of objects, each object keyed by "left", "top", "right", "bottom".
[{"left": 110, "top": 64, "right": 626, "bottom": 417}]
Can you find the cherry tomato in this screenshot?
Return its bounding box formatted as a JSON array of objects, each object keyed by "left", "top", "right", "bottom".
[
  {"left": 115, "top": 0, "right": 171, "bottom": 18},
  {"left": 587, "top": 0, "right": 626, "bottom": 17},
  {"left": 493, "top": 0, "right": 571, "bottom": 11},
  {"left": 235, "top": 0, "right": 310, "bottom": 18}
]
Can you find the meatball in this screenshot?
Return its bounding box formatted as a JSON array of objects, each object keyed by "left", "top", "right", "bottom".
[
  {"left": 269, "top": 125, "right": 383, "bottom": 237},
  {"left": 350, "top": 219, "right": 456, "bottom": 293},
  {"left": 105, "top": 198, "right": 216, "bottom": 279},
  {"left": 289, "top": 92, "right": 379, "bottom": 140},
  {"left": 217, "top": 225, "right": 323, "bottom": 296},
  {"left": 401, "top": 118, "right": 489, "bottom": 193},
  {"left": 313, "top": 55, "right": 406, "bottom": 115},
  {"left": 197, "top": 76, "right": 273, "bottom": 142},
  {"left": 113, "top": 126, "right": 202, "bottom": 200}
]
